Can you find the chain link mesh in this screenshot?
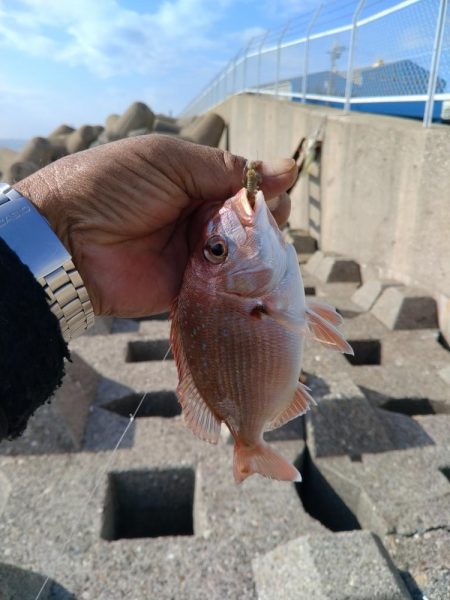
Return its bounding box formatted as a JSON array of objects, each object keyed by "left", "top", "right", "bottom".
[{"left": 182, "top": 0, "right": 449, "bottom": 125}]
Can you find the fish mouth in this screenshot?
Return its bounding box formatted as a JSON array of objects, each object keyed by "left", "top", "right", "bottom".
[
  {"left": 223, "top": 187, "right": 287, "bottom": 295},
  {"left": 234, "top": 188, "right": 269, "bottom": 229}
]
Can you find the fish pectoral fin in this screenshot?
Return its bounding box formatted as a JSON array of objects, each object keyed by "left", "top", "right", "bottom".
[
  {"left": 170, "top": 305, "right": 221, "bottom": 445},
  {"left": 266, "top": 383, "right": 317, "bottom": 431},
  {"left": 305, "top": 304, "right": 354, "bottom": 355},
  {"left": 306, "top": 300, "right": 343, "bottom": 326}
]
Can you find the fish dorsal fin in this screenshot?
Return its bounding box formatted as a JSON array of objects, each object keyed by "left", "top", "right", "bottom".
[
  {"left": 170, "top": 306, "right": 221, "bottom": 444},
  {"left": 305, "top": 302, "right": 354, "bottom": 355},
  {"left": 266, "top": 382, "right": 316, "bottom": 431}
]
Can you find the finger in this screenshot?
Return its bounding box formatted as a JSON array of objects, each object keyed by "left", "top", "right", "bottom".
[
  {"left": 258, "top": 160, "right": 297, "bottom": 201},
  {"left": 142, "top": 135, "right": 298, "bottom": 203},
  {"left": 266, "top": 191, "right": 291, "bottom": 228}
]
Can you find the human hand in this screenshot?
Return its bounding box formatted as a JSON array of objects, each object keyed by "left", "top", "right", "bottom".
[{"left": 15, "top": 135, "right": 297, "bottom": 317}]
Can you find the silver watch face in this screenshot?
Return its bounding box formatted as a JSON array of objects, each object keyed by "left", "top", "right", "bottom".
[{"left": 0, "top": 189, "right": 70, "bottom": 279}]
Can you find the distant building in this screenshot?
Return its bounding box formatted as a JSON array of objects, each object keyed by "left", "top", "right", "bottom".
[{"left": 261, "top": 59, "right": 447, "bottom": 121}]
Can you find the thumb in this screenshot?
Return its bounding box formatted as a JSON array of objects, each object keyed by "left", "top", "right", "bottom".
[{"left": 148, "top": 135, "right": 298, "bottom": 203}]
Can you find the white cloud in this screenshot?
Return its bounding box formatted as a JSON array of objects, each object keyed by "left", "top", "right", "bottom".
[{"left": 0, "top": 0, "right": 230, "bottom": 78}]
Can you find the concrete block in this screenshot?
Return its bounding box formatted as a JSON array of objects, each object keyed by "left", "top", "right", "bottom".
[
  {"left": 51, "top": 351, "right": 100, "bottom": 448},
  {"left": 103, "top": 113, "right": 119, "bottom": 139},
  {"left": 0, "top": 148, "right": 18, "bottom": 180},
  {"left": 92, "top": 125, "right": 104, "bottom": 138},
  {"left": 414, "top": 414, "right": 450, "bottom": 447},
  {"left": 0, "top": 425, "right": 316, "bottom": 599},
  {"left": 372, "top": 286, "right": 438, "bottom": 330},
  {"left": 47, "top": 133, "right": 70, "bottom": 160},
  {"left": 304, "top": 250, "right": 324, "bottom": 275},
  {"left": 18, "top": 136, "right": 52, "bottom": 167},
  {"left": 438, "top": 365, "right": 450, "bottom": 386},
  {"left": 180, "top": 113, "right": 225, "bottom": 147},
  {"left": 384, "top": 527, "right": 450, "bottom": 600},
  {"left": 352, "top": 280, "right": 401, "bottom": 311},
  {"left": 437, "top": 291, "right": 450, "bottom": 347},
  {"left": 48, "top": 124, "right": 75, "bottom": 138},
  {"left": 153, "top": 117, "right": 180, "bottom": 134},
  {"left": 85, "top": 315, "right": 114, "bottom": 336},
  {"left": 0, "top": 563, "right": 74, "bottom": 600},
  {"left": 289, "top": 228, "right": 318, "bottom": 254},
  {"left": 65, "top": 125, "right": 96, "bottom": 154},
  {"left": 3, "top": 160, "right": 38, "bottom": 183},
  {"left": 112, "top": 102, "right": 155, "bottom": 139},
  {"left": 253, "top": 531, "right": 411, "bottom": 600},
  {"left": 315, "top": 255, "right": 362, "bottom": 284},
  {"left": 126, "top": 127, "right": 152, "bottom": 137},
  {"left": 0, "top": 470, "right": 11, "bottom": 516},
  {"left": 306, "top": 379, "right": 397, "bottom": 458},
  {"left": 94, "top": 129, "right": 112, "bottom": 146},
  {"left": 176, "top": 115, "right": 196, "bottom": 129},
  {"left": 315, "top": 447, "right": 450, "bottom": 537}
]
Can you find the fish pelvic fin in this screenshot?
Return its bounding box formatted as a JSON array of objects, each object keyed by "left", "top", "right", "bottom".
[
  {"left": 266, "top": 382, "right": 316, "bottom": 431},
  {"left": 305, "top": 302, "right": 354, "bottom": 355},
  {"left": 170, "top": 302, "right": 221, "bottom": 444},
  {"left": 233, "top": 442, "right": 302, "bottom": 484}
]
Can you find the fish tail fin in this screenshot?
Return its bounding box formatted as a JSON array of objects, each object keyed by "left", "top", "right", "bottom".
[{"left": 233, "top": 442, "right": 302, "bottom": 484}]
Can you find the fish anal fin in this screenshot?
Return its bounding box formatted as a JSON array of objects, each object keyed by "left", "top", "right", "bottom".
[
  {"left": 305, "top": 306, "right": 354, "bottom": 355},
  {"left": 233, "top": 442, "right": 301, "bottom": 483},
  {"left": 170, "top": 307, "right": 221, "bottom": 445},
  {"left": 177, "top": 378, "right": 221, "bottom": 444},
  {"left": 267, "top": 382, "right": 316, "bottom": 431}
]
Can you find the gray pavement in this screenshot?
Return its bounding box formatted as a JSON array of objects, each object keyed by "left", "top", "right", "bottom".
[{"left": 0, "top": 250, "right": 449, "bottom": 599}]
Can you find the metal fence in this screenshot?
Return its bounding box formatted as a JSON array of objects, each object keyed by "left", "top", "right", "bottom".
[{"left": 181, "top": 0, "right": 449, "bottom": 127}]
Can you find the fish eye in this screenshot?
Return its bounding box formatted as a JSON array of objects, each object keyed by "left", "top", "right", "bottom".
[{"left": 203, "top": 235, "right": 228, "bottom": 264}]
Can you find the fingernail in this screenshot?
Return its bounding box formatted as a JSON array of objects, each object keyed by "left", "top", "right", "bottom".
[
  {"left": 261, "top": 158, "right": 296, "bottom": 176},
  {"left": 266, "top": 196, "right": 280, "bottom": 211}
]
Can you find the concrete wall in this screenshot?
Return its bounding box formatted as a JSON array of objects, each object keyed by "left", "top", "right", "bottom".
[{"left": 213, "top": 93, "right": 450, "bottom": 333}]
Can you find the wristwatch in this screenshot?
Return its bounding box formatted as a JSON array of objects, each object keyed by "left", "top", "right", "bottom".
[{"left": 0, "top": 184, "right": 95, "bottom": 341}]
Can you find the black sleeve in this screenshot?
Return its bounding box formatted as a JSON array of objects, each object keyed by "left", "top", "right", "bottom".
[{"left": 0, "top": 237, "right": 69, "bottom": 441}]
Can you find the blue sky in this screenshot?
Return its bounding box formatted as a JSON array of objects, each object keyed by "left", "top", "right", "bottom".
[{"left": 0, "top": 0, "right": 418, "bottom": 138}]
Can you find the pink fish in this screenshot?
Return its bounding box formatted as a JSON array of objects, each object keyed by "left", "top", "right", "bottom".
[{"left": 170, "top": 188, "right": 352, "bottom": 483}]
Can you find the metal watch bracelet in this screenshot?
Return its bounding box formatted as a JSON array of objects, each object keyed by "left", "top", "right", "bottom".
[{"left": 0, "top": 184, "right": 94, "bottom": 341}]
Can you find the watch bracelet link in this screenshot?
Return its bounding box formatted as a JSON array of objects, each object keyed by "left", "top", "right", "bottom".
[
  {"left": 37, "top": 260, "right": 95, "bottom": 341},
  {"left": 0, "top": 183, "right": 94, "bottom": 342}
]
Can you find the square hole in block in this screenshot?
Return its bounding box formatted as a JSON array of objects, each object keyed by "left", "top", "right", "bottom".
[
  {"left": 380, "top": 398, "right": 435, "bottom": 416},
  {"left": 133, "top": 312, "right": 170, "bottom": 322},
  {"left": 345, "top": 339, "right": 381, "bottom": 366},
  {"left": 304, "top": 286, "right": 316, "bottom": 296},
  {"left": 439, "top": 467, "right": 450, "bottom": 482},
  {"left": 103, "top": 391, "right": 181, "bottom": 418},
  {"left": 295, "top": 449, "right": 361, "bottom": 532},
  {"left": 438, "top": 332, "right": 450, "bottom": 352},
  {"left": 126, "top": 339, "right": 173, "bottom": 362},
  {"left": 101, "top": 468, "right": 195, "bottom": 540}
]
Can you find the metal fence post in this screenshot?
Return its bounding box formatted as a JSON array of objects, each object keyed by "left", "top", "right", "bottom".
[
  {"left": 232, "top": 49, "right": 241, "bottom": 95},
  {"left": 275, "top": 21, "right": 291, "bottom": 96},
  {"left": 302, "top": 4, "right": 323, "bottom": 103},
  {"left": 424, "top": 0, "right": 448, "bottom": 127},
  {"left": 257, "top": 31, "right": 270, "bottom": 94},
  {"left": 222, "top": 67, "right": 228, "bottom": 102},
  {"left": 344, "top": 0, "right": 366, "bottom": 112},
  {"left": 243, "top": 38, "right": 255, "bottom": 91}
]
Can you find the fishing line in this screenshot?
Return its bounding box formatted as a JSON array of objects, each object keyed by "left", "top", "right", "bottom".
[
  {"left": 34, "top": 390, "right": 149, "bottom": 600},
  {"left": 34, "top": 341, "right": 172, "bottom": 599}
]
